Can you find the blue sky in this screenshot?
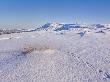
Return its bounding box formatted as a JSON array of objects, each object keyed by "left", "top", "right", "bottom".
[{"left": 0, "top": 0, "right": 110, "bottom": 25}]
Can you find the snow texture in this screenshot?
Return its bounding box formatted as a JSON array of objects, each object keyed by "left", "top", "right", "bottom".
[{"left": 0, "top": 27, "right": 110, "bottom": 82}]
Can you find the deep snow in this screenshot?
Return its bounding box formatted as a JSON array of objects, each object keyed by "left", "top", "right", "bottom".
[{"left": 0, "top": 29, "right": 110, "bottom": 82}]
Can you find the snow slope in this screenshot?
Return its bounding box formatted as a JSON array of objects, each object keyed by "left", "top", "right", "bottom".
[
  {"left": 0, "top": 29, "right": 110, "bottom": 82},
  {"left": 38, "top": 23, "right": 107, "bottom": 31}
]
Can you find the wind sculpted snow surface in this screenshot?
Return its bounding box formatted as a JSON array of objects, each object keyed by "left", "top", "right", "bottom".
[{"left": 0, "top": 30, "right": 110, "bottom": 82}]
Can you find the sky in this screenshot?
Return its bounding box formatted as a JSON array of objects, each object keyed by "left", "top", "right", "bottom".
[{"left": 0, "top": 0, "right": 110, "bottom": 26}]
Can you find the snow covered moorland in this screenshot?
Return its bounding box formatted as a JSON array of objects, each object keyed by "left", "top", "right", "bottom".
[{"left": 0, "top": 23, "right": 110, "bottom": 82}]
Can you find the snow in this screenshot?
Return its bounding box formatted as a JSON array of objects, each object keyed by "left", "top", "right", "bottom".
[
  {"left": 0, "top": 37, "right": 9, "bottom": 40},
  {"left": 39, "top": 23, "right": 109, "bottom": 32},
  {"left": 0, "top": 26, "right": 110, "bottom": 82}
]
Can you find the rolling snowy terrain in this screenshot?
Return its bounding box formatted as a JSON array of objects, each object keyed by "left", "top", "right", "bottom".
[{"left": 0, "top": 23, "right": 110, "bottom": 82}]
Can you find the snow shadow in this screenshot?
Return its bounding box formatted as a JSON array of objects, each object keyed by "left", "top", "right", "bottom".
[
  {"left": 77, "top": 31, "right": 86, "bottom": 38},
  {"left": 0, "top": 50, "right": 27, "bottom": 69}
]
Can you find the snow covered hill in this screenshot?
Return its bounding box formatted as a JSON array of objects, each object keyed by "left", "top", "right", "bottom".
[
  {"left": 38, "top": 23, "right": 107, "bottom": 31},
  {"left": 0, "top": 23, "right": 110, "bottom": 35},
  {"left": 0, "top": 24, "right": 110, "bottom": 82}
]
